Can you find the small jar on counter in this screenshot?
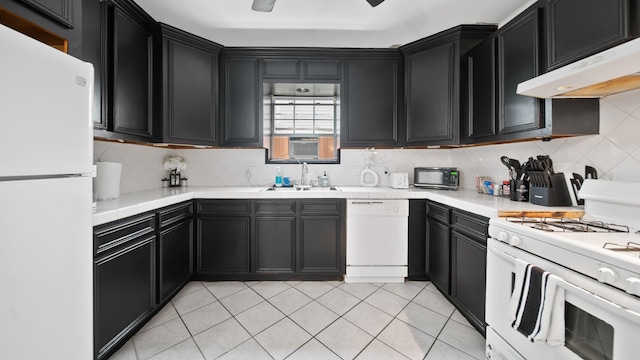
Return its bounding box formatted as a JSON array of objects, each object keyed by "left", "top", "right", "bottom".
[
  {"left": 180, "top": 177, "right": 188, "bottom": 187},
  {"left": 162, "top": 178, "right": 169, "bottom": 188}
]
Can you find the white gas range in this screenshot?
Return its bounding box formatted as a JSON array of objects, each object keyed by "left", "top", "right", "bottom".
[{"left": 486, "top": 180, "right": 640, "bottom": 360}]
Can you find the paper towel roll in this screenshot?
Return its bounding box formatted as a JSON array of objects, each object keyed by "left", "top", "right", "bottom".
[{"left": 96, "top": 162, "right": 122, "bottom": 200}]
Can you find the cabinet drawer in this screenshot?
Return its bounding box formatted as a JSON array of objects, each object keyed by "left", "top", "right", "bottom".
[
  {"left": 94, "top": 213, "right": 156, "bottom": 255},
  {"left": 159, "top": 201, "right": 193, "bottom": 228},
  {"left": 426, "top": 201, "right": 450, "bottom": 223},
  {"left": 300, "top": 200, "right": 342, "bottom": 215},
  {"left": 451, "top": 210, "right": 488, "bottom": 242},
  {"left": 197, "top": 200, "right": 251, "bottom": 215},
  {"left": 255, "top": 200, "right": 297, "bottom": 215}
]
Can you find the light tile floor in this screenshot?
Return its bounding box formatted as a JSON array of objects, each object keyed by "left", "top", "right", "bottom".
[{"left": 108, "top": 281, "right": 485, "bottom": 360}]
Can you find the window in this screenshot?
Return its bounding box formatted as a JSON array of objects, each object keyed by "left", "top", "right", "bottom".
[{"left": 264, "top": 83, "right": 340, "bottom": 164}]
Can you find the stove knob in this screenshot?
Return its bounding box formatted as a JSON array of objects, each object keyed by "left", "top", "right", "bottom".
[
  {"left": 625, "top": 278, "right": 640, "bottom": 296},
  {"left": 597, "top": 267, "right": 618, "bottom": 284},
  {"left": 508, "top": 236, "right": 522, "bottom": 247},
  {"left": 497, "top": 231, "right": 509, "bottom": 242}
]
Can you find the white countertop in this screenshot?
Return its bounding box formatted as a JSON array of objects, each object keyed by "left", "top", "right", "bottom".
[{"left": 93, "top": 186, "right": 583, "bottom": 226}]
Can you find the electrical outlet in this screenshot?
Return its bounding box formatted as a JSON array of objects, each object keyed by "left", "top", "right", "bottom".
[{"left": 245, "top": 166, "right": 255, "bottom": 181}]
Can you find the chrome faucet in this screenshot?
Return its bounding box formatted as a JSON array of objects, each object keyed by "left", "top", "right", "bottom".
[{"left": 301, "top": 162, "right": 309, "bottom": 186}]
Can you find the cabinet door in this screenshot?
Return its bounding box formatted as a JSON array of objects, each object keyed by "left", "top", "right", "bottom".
[
  {"left": 451, "top": 230, "right": 486, "bottom": 333},
  {"left": 303, "top": 59, "right": 342, "bottom": 80},
  {"left": 82, "top": 0, "right": 107, "bottom": 129},
  {"left": 221, "top": 57, "right": 261, "bottom": 147},
  {"left": 158, "top": 219, "right": 193, "bottom": 303},
  {"left": 262, "top": 58, "right": 300, "bottom": 79},
  {"left": 546, "top": 0, "right": 630, "bottom": 70},
  {"left": 426, "top": 218, "right": 450, "bottom": 294},
  {"left": 408, "top": 200, "right": 427, "bottom": 280},
  {"left": 498, "top": 7, "right": 543, "bottom": 134},
  {"left": 18, "top": 0, "right": 73, "bottom": 27},
  {"left": 255, "top": 216, "right": 296, "bottom": 273},
  {"left": 406, "top": 42, "right": 457, "bottom": 145},
  {"left": 466, "top": 38, "right": 497, "bottom": 140},
  {"left": 196, "top": 216, "right": 250, "bottom": 274},
  {"left": 298, "top": 215, "right": 342, "bottom": 275},
  {"left": 111, "top": 4, "right": 154, "bottom": 139},
  {"left": 342, "top": 59, "right": 400, "bottom": 147},
  {"left": 95, "top": 235, "right": 155, "bottom": 359},
  {"left": 162, "top": 34, "right": 218, "bottom": 145}
]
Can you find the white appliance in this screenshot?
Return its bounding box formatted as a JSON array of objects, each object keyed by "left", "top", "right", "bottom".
[
  {"left": 517, "top": 36, "right": 640, "bottom": 98},
  {"left": 345, "top": 199, "right": 408, "bottom": 282},
  {"left": 0, "top": 24, "right": 94, "bottom": 360},
  {"left": 486, "top": 180, "right": 640, "bottom": 360},
  {"left": 389, "top": 172, "right": 409, "bottom": 189}
]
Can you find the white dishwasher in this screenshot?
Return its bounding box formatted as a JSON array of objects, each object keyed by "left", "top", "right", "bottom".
[{"left": 345, "top": 199, "right": 409, "bottom": 283}]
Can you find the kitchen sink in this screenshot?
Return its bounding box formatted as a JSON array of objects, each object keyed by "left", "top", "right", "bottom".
[{"left": 262, "top": 186, "right": 341, "bottom": 191}]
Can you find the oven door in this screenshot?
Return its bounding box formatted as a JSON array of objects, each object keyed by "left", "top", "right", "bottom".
[{"left": 486, "top": 238, "right": 640, "bottom": 360}]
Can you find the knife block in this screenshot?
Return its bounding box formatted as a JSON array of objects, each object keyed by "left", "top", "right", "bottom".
[{"left": 529, "top": 172, "right": 572, "bottom": 206}]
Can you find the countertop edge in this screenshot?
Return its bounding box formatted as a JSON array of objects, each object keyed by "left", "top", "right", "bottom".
[{"left": 93, "top": 186, "right": 584, "bottom": 226}]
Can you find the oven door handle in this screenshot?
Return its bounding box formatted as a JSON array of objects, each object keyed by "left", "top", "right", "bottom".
[{"left": 489, "top": 246, "right": 640, "bottom": 324}]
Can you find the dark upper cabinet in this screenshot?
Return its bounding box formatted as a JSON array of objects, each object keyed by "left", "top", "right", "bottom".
[
  {"left": 464, "top": 3, "right": 600, "bottom": 144},
  {"left": 110, "top": 1, "right": 154, "bottom": 139},
  {"left": 546, "top": 0, "right": 635, "bottom": 71},
  {"left": 220, "top": 55, "right": 261, "bottom": 147},
  {"left": 84, "top": 0, "right": 156, "bottom": 142},
  {"left": 158, "top": 24, "right": 222, "bottom": 146},
  {"left": 498, "top": 7, "right": 543, "bottom": 135},
  {"left": 342, "top": 54, "right": 401, "bottom": 147},
  {"left": 0, "top": 0, "right": 82, "bottom": 55},
  {"left": 262, "top": 58, "right": 342, "bottom": 80},
  {"left": 465, "top": 38, "right": 497, "bottom": 140},
  {"left": 401, "top": 26, "right": 495, "bottom": 147}
]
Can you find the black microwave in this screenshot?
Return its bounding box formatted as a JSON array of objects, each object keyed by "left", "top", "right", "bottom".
[{"left": 414, "top": 167, "right": 459, "bottom": 190}]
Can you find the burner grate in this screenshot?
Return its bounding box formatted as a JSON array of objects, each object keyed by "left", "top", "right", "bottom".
[
  {"left": 506, "top": 217, "right": 630, "bottom": 233},
  {"left": 603, "top": 242, "right": 640, "bottom": 254}
]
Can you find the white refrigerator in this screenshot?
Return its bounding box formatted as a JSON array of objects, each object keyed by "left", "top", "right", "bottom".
[{"left": 0, "top": 24, "right": 94, "bottom": 359}]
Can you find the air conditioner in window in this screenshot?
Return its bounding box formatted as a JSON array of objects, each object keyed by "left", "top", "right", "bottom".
[{"left": 289, "top": 136, "right": 318, "bottom": 160}]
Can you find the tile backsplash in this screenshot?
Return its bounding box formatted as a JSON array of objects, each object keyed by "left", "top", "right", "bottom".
[{"left": 94, "top": 89, "right": 640, "bottom": 194}]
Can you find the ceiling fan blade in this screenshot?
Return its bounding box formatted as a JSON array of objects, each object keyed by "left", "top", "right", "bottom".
[
  {"left": 252, "top": 0, "right": 276, "bottom": 12},
  {"left": 366, "top": 0, "right": 385, "bottom": 7}
]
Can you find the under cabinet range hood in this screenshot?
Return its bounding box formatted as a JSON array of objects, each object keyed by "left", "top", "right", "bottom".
[{"left": 517, "top": 37, "right": 640, "bottom": 98}]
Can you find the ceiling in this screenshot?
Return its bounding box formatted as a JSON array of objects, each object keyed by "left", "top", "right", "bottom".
[{"left": 134, "top": 0, "right": 533, "bottom": 48}]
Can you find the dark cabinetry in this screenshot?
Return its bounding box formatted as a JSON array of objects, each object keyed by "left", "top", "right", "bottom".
[
  {"left": 157, "top": 201, "right": 193, "bottom": 303},
  {"left": 342, "top": 54, "right": 401, "bottom": 147},
  {"left": 158, "top": 24, "right": 221, "bottom": 145},
  {"left": 408, "top": 199, "right": 428, "bottom": 280},
  {"left": 465, "top": 3, "right": 600, "bottom": 144},
  {"left": 425, "top": 201, "right": 488, "bottom": 335},
  {"left": 220, "top": 55, "right": 261, "bottom": 147},
  {"left": 83, "top": 0, "right": 156, "bottom": 142},
  {"left": 93, "top": 213, "right": 156, "bottom": 360},
  {"left": 401, "top": 26, "right": 495, "bottom": 146},
  {"left": 546, "top": 0, "right": 637, "bottom": 70},
  {"left": 196, "top": 200, "right": 252, "bottom": 277},
  {"left": 254, "top": 200, "right": 297, "bottom": 274},
  {"left": 262, "top": 58, "right": 342, "bottom": 80},
  {"left": 195, "top": 199, "right": 344, "bottom": 280}
]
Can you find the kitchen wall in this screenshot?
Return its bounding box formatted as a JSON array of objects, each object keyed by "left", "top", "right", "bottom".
[{"left": 94, "top": 88, "right": 640, "bottom": 194}]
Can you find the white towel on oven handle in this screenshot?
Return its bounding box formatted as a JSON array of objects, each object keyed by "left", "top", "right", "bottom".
[{"left": 509, "top": 258, "right": 565, "bottom": 346}]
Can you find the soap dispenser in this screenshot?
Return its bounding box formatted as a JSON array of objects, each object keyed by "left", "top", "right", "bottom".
[
  {"left": 320, "top": 171, "right": 330, "bottom": 187},
  {"left": 275, "top": 166, "right": 283, "bottom": 187}
]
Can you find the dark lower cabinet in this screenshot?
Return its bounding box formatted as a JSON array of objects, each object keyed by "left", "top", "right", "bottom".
[
  {"left": 255, "top": 216, "right": 296, "bottom": 273},
  {"left": 425, "top": 201, "right": 488, "bottom": 335},
  {"left": 408, "top": 199, "right": 428, "bottom": 280},
  {"left": 93, "top": 213, "right": 157, "bottom": 360},
  {"left": 157, "top": 202, "right": 193, "bottom": 303},
  {"left": 195, "top": 199, "right": 344, "bottom": 280},
  {"left": 426, "top": 215, "right": 451, "bottom": 294},
  {"left": 451, "top": 230, "right": 486, "bottom": 333}
]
